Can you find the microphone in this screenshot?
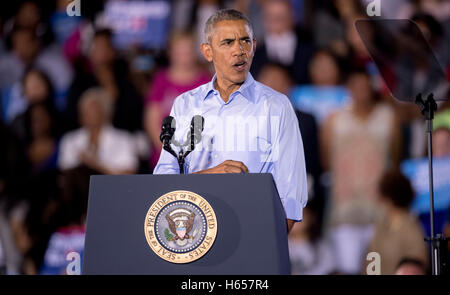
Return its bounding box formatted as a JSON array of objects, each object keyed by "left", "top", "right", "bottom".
[
  {"left": 160, "top": 116, "right": 176, "bottom": 143},
  {"left": 187, "top": 115, "right": 205, "bottom": 145},
  {"left": 159, "top": 116, "right": 178, "bottom": 160},
  {"left": 158, "top": 115, "right": 204, "bottom": 174}
]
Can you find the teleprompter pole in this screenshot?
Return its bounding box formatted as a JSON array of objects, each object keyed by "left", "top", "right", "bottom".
[{"left": 415, "top": 93, "right": 449, "bottom": 275}]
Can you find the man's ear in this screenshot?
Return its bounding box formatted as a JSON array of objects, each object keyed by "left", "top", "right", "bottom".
[
  {"left": 252, "top": 38, "right": 257, "bottom": 53},
  {"left": 201, "top": 43, "right": 213, "bottom": 63}
]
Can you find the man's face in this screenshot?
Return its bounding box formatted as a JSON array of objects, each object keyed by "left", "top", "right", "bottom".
[
  {"left": 201, "top": 20, "right": 256, "bottom": 86},
  {"left": 263, "top": 1, "right": 292, "bottom": 35}
]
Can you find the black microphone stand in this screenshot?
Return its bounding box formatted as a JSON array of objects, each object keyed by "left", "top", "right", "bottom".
[
  {"left": 161, "top": 138, "right": 192, "bottom": 174},
  {"left": 162, "top": 119, "right": 201, "bottom": 174},
  {"left": 415, "top": 93, "right": 449, "bottom": 275}
]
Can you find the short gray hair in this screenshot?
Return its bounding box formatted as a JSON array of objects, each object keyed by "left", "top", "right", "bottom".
[
  {"left": 204, "top": 9, "right": 253, "bottom": 44},
  {"left": 78, "top": 87, "right": 114, "bottom": 120}
]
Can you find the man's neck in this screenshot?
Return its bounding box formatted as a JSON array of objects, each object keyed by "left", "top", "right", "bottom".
[{"left": 214, "top": 76, "right": 245, "bottom": 103}]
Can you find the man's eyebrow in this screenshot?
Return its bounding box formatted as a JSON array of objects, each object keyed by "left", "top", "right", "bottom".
[
  {"left": 220, "top": 36, "right": 251, "bottom": 43},
  {"left": 220, "top": 38, "right": 236, "bottom": 43}
]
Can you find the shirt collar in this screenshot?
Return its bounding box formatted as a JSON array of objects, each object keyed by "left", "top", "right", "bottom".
[{"left": 202, "top": 72, "right": 256, "bottom": 103}]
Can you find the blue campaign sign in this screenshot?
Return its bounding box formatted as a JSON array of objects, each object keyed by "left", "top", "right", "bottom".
[
  {"left": 101, "top": 0, "right": 171, "bottom": 50},
  {"left": 289, "top": 86, "right": 350, "bottom": 124},
  {"left": 401, "top": 156, "right": 450, "bottom": 215}
]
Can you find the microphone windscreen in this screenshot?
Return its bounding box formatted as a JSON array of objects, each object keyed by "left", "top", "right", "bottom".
[
  {"left": 162, "top": 116, "right": 175, "bottom": 128},
  {"left": 160, "top": 116, "right": 176, "bottom": 143},
  {"left": 191, "top": 115, "right": 205, "bottom": 131}
]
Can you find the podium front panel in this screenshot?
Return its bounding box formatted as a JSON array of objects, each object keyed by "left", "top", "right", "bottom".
[{"left": 83, "top": 174, "right": 290, "bottom": 274}]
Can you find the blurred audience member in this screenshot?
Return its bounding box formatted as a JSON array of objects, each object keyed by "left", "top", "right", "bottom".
[
  {"left": 39, "top": 222, "right": 85, "bottom": 275},
  {"left": 195, "top": 0, "right": 220, "bottom": 45},
  {"left": 40, "top": 176, "right": 87, "bottom": 275},
  {"left": 433, "top": 106, "right": 450, "bottom": 274},
  {"left": 0, "top": 121, "right": 29, "bottom": 204},
  {"left": 257, "top": 62, "right": 325, "bottom": 213},
  {"left": 22, "top": 102, "right": 61, "bottom": 174},
  {"left": 57, "top": 89, "right": 138, "bottom": 253},
  {"left": 388, "top": 12, "right": 449, "bottom": 119},
  {"left": 232, "top": 0, "right": 266, "bottom": 41},
  {"left": 59, "top": 87, "right": 138, "bottom": 175},
  {"left": 0, "top": 122, "right": 29, "bottom": 274},
  {"left": 312, "top": 0, "right": 364, "bottom": 57},
  {"left": 8, "top": 68, "right": 55, "bottom": 137},
  {"left": 0, "top": 27, "right": 39, "bottom": 90},
  {"left": 6, "top": 98, "right": 63, "bottom": 275},
  {"left": 289, "top": 49, "right": 349, "bottom": 125},
  {"left": 411, "top": 13, "right": 450, "bottom": 93},
  {"left": 1, "top": 1, "right": 74, "bottom": 106},
  {"left": 0, "top": 25, "right": 73, "bottom": 114},
  {"left": 345, "top": 14, "right": 372, "bottom": 71},
  {"left": 144, "top": 30, "right": 210, "bottom": 170},
  {"left": 50, "top": 0, "right": 83, "bottom": 45},
  {"left": 251, "top": 0, "right": 315, "bottom": 84},
  {"left": 321, "top": 69, "right": 401, "bottom": 274},
  {"left": 432, "top": 110, "right": 450, "bottom": 157},
  {"left": 2, "top": 1, "right": 52, "bottom": 45},
  {"left": 256, "top": 63, "right": 294, "bottom": 100},
  {"left": 288, "top": 202, "right": 335, "bottom": 275},
  {"left": 397, "top": 0, "right": 450, "bottom": 23},
  {"left": 309, "top": 49, "right": 343, "bottom": 86},
  {"left": 9, "top": 184, "right": 61, "bottom": 275},
  {"left": 64, "top": 29, "right": 143, "bottom": 133},
  {"left": 444, "top": 207, "right": 450, "bottom": 256},
  {"left": 171, "top": 0, "right": 196, "bottom": 32},
  {"left": 395, "top": 257, "right": 428, "bottom": 275},
  {"left": 364, "top": 170, "right": 428, "bottom": 275}
]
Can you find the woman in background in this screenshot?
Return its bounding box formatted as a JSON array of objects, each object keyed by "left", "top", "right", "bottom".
[
  {"left": 144, "top": 30, "right": 211, "bottom": 171},
  {"left": 365, "top": 170, "right": 428, "bottom": 275},
  {"left": 9, "top": 68, "right": 56, "bottom": 141},
  {"left": 321, "top": 68, "right": 401, "bottom": 274}
]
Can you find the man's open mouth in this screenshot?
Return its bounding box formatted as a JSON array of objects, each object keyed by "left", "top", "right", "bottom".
[{"left": 233, "top": 61, "right": 247, "bottom": 71}]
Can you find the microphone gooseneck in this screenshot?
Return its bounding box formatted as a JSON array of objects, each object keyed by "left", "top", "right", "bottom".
[{"left": 159, "top": 115, "right": 205, "bottom": 174}]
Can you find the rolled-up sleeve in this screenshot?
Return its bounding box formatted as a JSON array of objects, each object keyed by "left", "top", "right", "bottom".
[
  {"left": 271, "top": 99, "right": 308, "bottom": 221},
  {"left": 153, "top": 147, "right": 179, "bottom": 174}
]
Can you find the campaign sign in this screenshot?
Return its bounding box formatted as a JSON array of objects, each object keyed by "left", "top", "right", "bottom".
[
  {"left": 101, "top": 0, "right": 171, "bottom": 50},
  {"left": 401, "top": 156, "right": 450, "bottom": 215},
  {"left": 289, "top": 86, "right": 350, "bottom": 124}
]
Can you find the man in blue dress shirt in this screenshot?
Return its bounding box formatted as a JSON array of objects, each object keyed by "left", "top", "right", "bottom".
[{"left": 154, "top": 9, "right": 307, "bottom": 232}]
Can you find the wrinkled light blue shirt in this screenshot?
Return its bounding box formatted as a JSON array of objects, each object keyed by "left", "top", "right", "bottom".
[{"left": 154, "top": 73, "right": 308, "bottom": 221}]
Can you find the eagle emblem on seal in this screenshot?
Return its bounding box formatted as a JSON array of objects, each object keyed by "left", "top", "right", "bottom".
[{"left": 164, "top": 208, "right": 197, "bottom": 246}]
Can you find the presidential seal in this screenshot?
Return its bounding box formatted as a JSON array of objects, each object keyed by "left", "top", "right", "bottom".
[{"left": 144, "top": 190, "right": 217, "bottom": 263}]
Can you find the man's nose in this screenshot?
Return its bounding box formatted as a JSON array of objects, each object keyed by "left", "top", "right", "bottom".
[{"left": 232, "top": 41, "right": 245, "bottom": 56}]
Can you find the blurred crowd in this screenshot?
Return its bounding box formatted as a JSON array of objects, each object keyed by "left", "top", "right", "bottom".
[{"left": 0, "top": 0, "right": 449, "bottom": 275}]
